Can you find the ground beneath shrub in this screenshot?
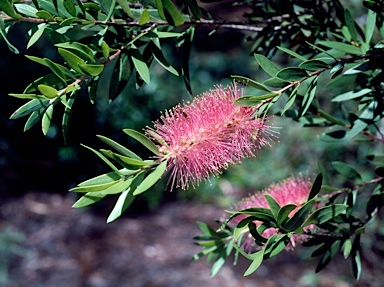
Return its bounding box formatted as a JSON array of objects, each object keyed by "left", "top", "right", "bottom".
[{"left": 0, "top": 192, "right": 381, "bottom": 287}]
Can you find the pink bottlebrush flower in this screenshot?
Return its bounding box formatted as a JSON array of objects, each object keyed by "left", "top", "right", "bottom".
[
  {"left": 146, "top": 83, "right": 274, "bottom": 190},
  {"left": 230, "top": 175, "right": 315, "bottom": 251}
]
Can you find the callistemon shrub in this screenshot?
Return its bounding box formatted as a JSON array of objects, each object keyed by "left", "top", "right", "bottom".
[
  {"left": 145, "top": 83, "right": 274, "bottom": 190},
  {"left": 231, "top": 176, "right": 314, "bottom": 251}
]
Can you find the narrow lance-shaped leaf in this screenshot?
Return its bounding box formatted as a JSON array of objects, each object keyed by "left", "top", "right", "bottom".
[
  {"left": 210, "top": 241, "right": 233, "bottom": 277},
  {"left": 62, "top": 91, "right": 78, "bottom": 144},
  {"left": 38, "top": 84, "right": 58, "bottom": 98},
  {"left": 123, "top": 129, "right": 160, "bottom": 155},
  {"left": 254, "top": 54, "right": 280, "bottom": 77},
  {"left": 283, "top": 198, "right": 315, "bottom": 231},
  {"left": 10, "top": 99, "right": 49, "bottom": 119},
  {"left": 42, "top": 104, "right": 54, "bottom": 135},
  {"left": 70, "top": 181, "right": 119, "bottom": 193},
  {"left": 72, "top": 192, "right": 106, "bottom": 208},
  {"left": 24, "top": 109, "right": 44, "bottom": 131},
  {"left": 58, "top": 48, "right": 86, "bottom": 75},
  {"left": 0, "top": 18, "right": 19, "bottom": 53},
  {"left": 235, "top": 93, "right": 279, "bottom": 106},
  {"left": 96, "top": 135, "right": 142, "bottom": 160},
  {"left": 106, "top": 188, "right": 135, "bottom": 223},
  {"left": 303, "top": 204, "right": 348, "bottom": 225},
  {"left": 133, "top": 161, "right": 167, "bottom": 195},
  {"left": 27, "top": 25, "right": 46, "bottom": 49},
  {"left": 277, "top": 67, "right": 308, "bottom": 82},
  {"left": 265, "top": 194, "right": 281, "bottom": 219},
  {"left": 130, "top": 47, "right": 150, "bottom": 84},
  {"left": 243, "top": 248, "right": 264, "bottom": 276},
  {"left": 332, "top": 161, "right": 362, "bottom": 179},
  {"left": 231, "top": 75, "right": 272, "bottom": 92},
  {"left": 81, "top": 144, "right": 121, "bottom": 174},
  {"left": 308, "top": 173, "right": 323, "bottom": 200}
]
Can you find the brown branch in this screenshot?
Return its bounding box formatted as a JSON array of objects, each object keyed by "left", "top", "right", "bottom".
[{"left": 0, "top": 13, "right": 277, "bottom": 32}]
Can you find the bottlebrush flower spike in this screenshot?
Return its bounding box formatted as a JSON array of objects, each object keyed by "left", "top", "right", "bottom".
[
  {"left": 230, "top": 175, "right": 315, "bottom": 251},
  {"left": 146, "top": 83, "right": 274, "bottom": 190}
]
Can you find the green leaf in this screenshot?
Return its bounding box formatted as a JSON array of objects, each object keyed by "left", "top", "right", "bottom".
[
  {"left": 78, "top": 63, "right": 104, "bottom": 76},
  {"left": 235, "top": 93, "right": 279, "bottom": 106},
  {"left": 231, "top": 75, "right": 272, "bottom": 92},
  {"left": 277, "top": 46, "right": 307, "bottom": 61},
  {"left": 186, "top": 0, "right": 201, "bottom": 19},
  {"left": 0, "top": 0, "right": 22, "bottom": 19},
  {"left": 72, "top": 191, "right": 106, "bottom": 208},
  {"left": 44, "top": 58, "right": 68, "bottom": 85},
  {"left": 42, "top": 104, "right": 54, "bottom": 135},
  {"left": 24, "top": 109, "right": 44, "bottom": 131},
  {"left": 345, "top": 100, "right": 377, "bottom": 140},
  {"left": 332, "top": 161, "right": 361, "bottom": 179},
  {"left": 139, "top": 9, "right": 150, "bottom": 25},
  {"left": 281, "top": 86, "right": 298, "bottom": 115},
  {"left": 117, "top": 0, "right": 133, "bottom": 18},
  {"left": 81, "top": 144, "right": 121, "bottom": 174},
  {"left": 78, "top": 170, "right": 133, "bottom": 187},
  {"left": 27, "top": 25, "right": 46, "bottom": 49},
  {"left": 254, "top": 54, "right": 280, "bottom": 77},
  {"left": 155, "top": 0, "right": 184, "bottom": 26},
  {"left": 308, "top": 173, "right": 322, "bottom": 200},
  {"left": 243, "top": 249, "right": 264, "bottom": 276},
  {"left": 131, "top": 48, "right": 150, "bottom": 84},
  {"left": 38, "top": 84, "right": 58, "bottom": 98},
  {"left": 344, "top": 9, "right": 358, "bottom": 42},
  {"left": 55, "top": 42, "right": 96, "bottom": 63},
  {"left": 133, "top": 161, "right": 167, "bottom": 195},
  {"left": 106, "top": 188, "right": 135, "bottom": 223},
  {"left": 10, "top": 99, "right": 49, "bottom": 119},
  {"left": 0, "top": 18, "right": 19, "bottom": 53},
  {"left": 62, "top": 90, "right": 77, "bottom": 143},
  {"left": 316, "top": 240, "right": 343, "bottom": 272},
  {"left": 332, "top": 88, "right": 372, "bottom": 102},
  {"left": 63, "top": 0, "right": 76, "bottom": 16},
  {"left": 343, "top": 238, "right": 352, "bottom": 259},
  {"left": 101, "top": 150, "right": 152, "bottom": 168},
  {"left": 276, "top": 67, "right": 308, "bottom": 82},
  {"left": 151, "top": 42, "right": 179, "bottom": 76},
  {"left": 264, "top": 194, "right": 280, "bottom": 219},
  {"left": 70, "top": 181, "right": 119, "bottom": 193},
  {"left": 300, "top": 77, "right": 317, "bottom": 117},
  {"left": 284, "top": 199, "right": 315, "bottom": 231},
  {"left": 123, "top": 129, "right": 160, "bottom": 156},
  {"left": 58, "top": 48, "right": 86, "bottom": 75},
  {"left": 35, "top": 10, "right": 54, "bottom": 20},
  {"left": 276, "top": 204, "right": 297, "bottom": 227},
  {"left": 299, "top": 60, "right": 330, "bottom": 71},
  {"left": 103, "top": 0, "right": 117, "bottom": 23},
  {"left": 14, "top": 3, "right": 38, "bottom": 17},
  {"left": 233, "top": 216, "right": 255, "bottom": 240},
  {"left": 263, "top": 77, "right": 289, "bottom": 88},
  {"left": 25, "top": 55, "right": 73, "bottom": 79},
  {"left": 352, "top": 250, "right": 361, "bottom": 280},
  {"left": 97, "top": 135, "right": 141, "bottom": 160},
  {"left": 101, "top": 40, "right": 110, "bottom": 60},
  {"left": 8, "top": 93, "right": 45, "bottom": 100},
  {"left": 181, "top": 27, "right": 194, "bottom": 94},
  {"left": 365, "top": 9, "right": 376, "bottom": 45},
  {"left": 210, "top": 242, "right": 233, "bottom": 277},
  {"left": 263, "top": 234, "right": 290, "bottom": 259},
  {"left": 317, "top": 41, "right": 362, "bottom": 55},
  {"left": 303, "top": 204, "right": 348, "bottom": 225}
]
